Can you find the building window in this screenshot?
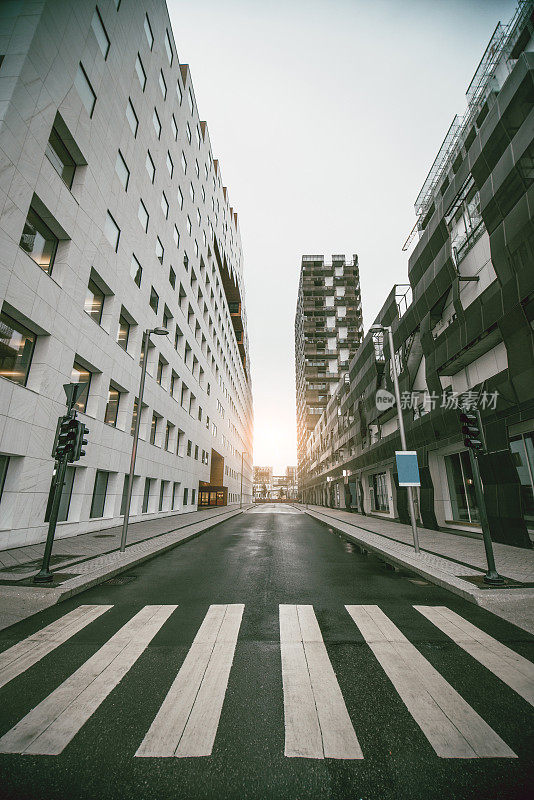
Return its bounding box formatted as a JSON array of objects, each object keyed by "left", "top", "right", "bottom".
[
  {"left": 45, "top": 125, "right": 76, "bottom": 188},
  {"left": 144, "top": 13, "right": 154, "bottom": 49},
  {"left": 178, "top": 187, "right": 184, "bottom": 211},
  {"left": 161, "top": 193, "right": 169, "bottom": 219},
  {"left": 159, "top": 70, "right": 167, "bottom": 100},
  {"left": 189, "top": 182, "right": 194, "bottom": 202},
  {"left": 120, "top": 474, "right": 129, "bottom": 515},
  {"left": 19, "top": 207, "right": 58, "bottom": 274},
  {"left": 138, "top": 200, "right": 149, "bottom": 232},
  {"left": 169, "top": 267, "right": 176, "bottom": 289},
  {"left": 91, "top": 7, "right": 110, "bottom": 59},
  {"left": 181, "top": 151, "right": 187, "bottom": 173},
  {"left": 90, "top": 470, "right": 109, "bottom": 518},
  {"left": 156, "top": 357, "right": 164, "bottom": 384},
  {"left": 166, "top": 151, "right": 174, "bottom": 178},
  {"left": 153, "top": 108, "right": 161, "bottom": 138},
  {"left": 156, "top": 236, "right": 164, "bottom": 262},
  {"left": 145, "top": 150, "right": 155, "bottom": 183},
  {"left": 191, "top": 488, "right": 196, "bottom": 505},
  {"left": 115, "top": 150, "right": 129, "bottom": 190},
  {"left": 188, "top": 87, "right": 194, "bottom": 115},
  {"left": 172, "top": 481, "right": 180, "bottom": 509},
  {"left": 149, "top": 287, "right": 159, "bottom": 315},
  {"left": 510, "top": 433, "right": 534, "bottom": 528},
  {"left": 171, "top": 114, "right": 178, "bottom": 140},
  {"left": 150, "top": 413, "right": 158, "bottom": 445},
  {"left": 0, "top": 312, "right": 36, "bottom": 386},
  {"left": 135, "top": 53, "right": 146, "bottom": 90},
  {"left": 0, "top": 455, "right": 9, "bottom": 504},
  {"left": 183, "top": 487, "right": 189, "bottom": 505},
  {"left": 195, "top": 159, "right": 200, "bottom": 178},
  {"left": 159, "top": 481, "right": 166, "bottom": 511},
  {"left": 75, "top": 63, "right": 96, "bottom": 116},
  {"left": 164, "top": 421, "right": 172, "bottom": 450},
  {"left": 187, "top": 439, "right": 192, "bottom": 457},
  {"left": 130, "top": 254, "right": 142, "bottom": 287},
  {"left": 130, "top": 397, "right": 139, "bottom": 435},
  {"left": 196, "top": 125, "right": 202, "bottom": 148},
  {"left": 84, "top": 278, "right": 105, "bottom": 323},
  {"left": 370, "top": 472, "right": 389, "bottom": 513},
  {"left": 117, "top": 314, "right": 130, "bottom": 350},
  {"left": 194, "top": 444, "right": 199, "bottom": 460},
  {"left": 104, "top": 386, "right": 120, "bottom": 426},
  {"left": 444, "top": 451, "right": 479, "bottom": 523},
  {"left": 176, "top": 80, "right": 183, "bottom": 104},
  {"left": 104, "top": 211, "right": 120, "bottom": 251},
  {"left": 142, "top": 477, "right": 152, "bottom": 512},
  {"left": 187, "top": 216, "right": 192, "bottom": 236},
  {"left": 71, "top": 361, "right": 92, "bottom": 412},
  {"left": 170, "top": 371, "right": 177, "bottom": 398},
  {"left": 164, "top": 29, "right": 173, "bottom": 65},
  {"left": 45, "top": 465, "right": 76, "bottom": 522},
  {"left": 126, "top": 99, "right": 138, "bottom": 136},
  {"left": 186, "top": 122, "right": 192, "bottom": 144}
]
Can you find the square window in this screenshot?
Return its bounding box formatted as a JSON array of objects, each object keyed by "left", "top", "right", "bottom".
[
  {"left": 161, "top": 192, "right": 169, "bottom": 219},
  {"left": 159, "top": 70, "right": 167, "bottom": 99},
  {"left": 135, "top": 53, "right": 146, "bottom": 90},
  {"left": 84, "top": 278, "right": 105, "bottom": 323},
  {"left": 166, "top": 151, "right": 174, "bottom": 177},
  {"left": 171, "top": 114, "right": 178, "bottom": 140},
  {"left": 173, "top": 225, "right": 180, "bottom": 247},
  {"left": 144, "top": 13, "right": 154, "bottom": 49},
  {"left": 91, "top": 8, "right": 110, "bottom": 59},
  {"left": 130, "top": 254, "right": 142, "bottom": 287},
  {"left": 75, "top": 63, "right": 96, "bottom": 117},
  {"left": 149, "top": 286, "right": 159, "bottom": 314},
  {"left": 45, "top": 124, "right": 76, "bottom": 188},
  {"left": 156, "top": 236, "right": 164, "bottom": 262},
  {"left": 153, "top": 108, "right": 161, "bottom": 138},
  {"left": 181, "top": 151, "right": 187, "bottom": 173},
  {"left": 115, "top": 150, "right": 129, "bottom": 190},
  {"left": 71, "top": 360, "right": 92, "bottom": 412},
  {"left": 126, "top": 99, "right": 138, "bottom": 136},
  {"left": 104, "top": 210, "right": 120, "bottom": 251},
  {"left": 138, "top": 200, "right": 149, "bottom": 232},
  {"left": 0, "top": 312, "right": 36, "bottom": 387},
  {"left": 145, "top": 150, "right": 155, "bottom": 182},
  {"left": 165, "top": 29, "right": 173, "bottom": 65},
  {"left": 19, "top": 206, "right": 58, "bottom": 274}
]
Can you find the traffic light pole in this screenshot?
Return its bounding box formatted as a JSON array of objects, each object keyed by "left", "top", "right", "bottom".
[
  {"left": 33, "top": 450, "right": 69, "bottom": 583},
  {"left": 468, "top": 448, "right": 505, "bottom": 586}
]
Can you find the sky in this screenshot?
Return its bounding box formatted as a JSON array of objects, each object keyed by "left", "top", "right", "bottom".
[{"left": 168, "top": 0, "right": 516, "bottom": 475}]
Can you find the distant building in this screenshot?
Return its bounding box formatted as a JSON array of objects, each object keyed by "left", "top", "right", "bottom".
[
  {"left": 253, "top": 466, "right": 273, "bottom": 499},
  {"left": 295, "top": 254, "right": 363, "bottom": 496},
  {"left": 253, "top": 466, "right": 297, "bottom": 500}
]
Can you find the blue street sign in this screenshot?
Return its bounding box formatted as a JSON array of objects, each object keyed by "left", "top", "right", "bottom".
[{"left": 395, "top": 451, "right": 420, "bottom": 487}]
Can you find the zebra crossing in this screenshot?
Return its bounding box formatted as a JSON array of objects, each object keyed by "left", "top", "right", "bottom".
[{"left": 0, "top": 602, "right": 532, "bottom": 760}]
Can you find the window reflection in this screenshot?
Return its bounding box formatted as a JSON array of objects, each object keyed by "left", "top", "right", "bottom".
[{"left": 0, "top": 312, "right": 36, "bottom": 386}]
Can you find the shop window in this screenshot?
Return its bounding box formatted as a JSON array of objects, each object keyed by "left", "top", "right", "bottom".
[
  {"left": 510, "top": 433, "right": 534, "bottom": 527},
  {"left": 370, "top": 472, "right": 389, "bottom": 513},
  {"left": 444, "top": 451, "right": 479, "bottom": 523}
]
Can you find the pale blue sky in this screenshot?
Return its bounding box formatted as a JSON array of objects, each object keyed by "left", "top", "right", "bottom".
[{"left": 168, "top": 0, "right": 516, "bottom": 473}]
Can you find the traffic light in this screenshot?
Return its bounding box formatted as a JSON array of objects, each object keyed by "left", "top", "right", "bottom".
[
  {"left": 72, "top": 421, "right": 89, "bottom": 462},
  {"left": 54, "top": 416, "right": 78, "bottom": 460},
  {"left": 459, "top": 411, "right": 484, "bottom": 451}
]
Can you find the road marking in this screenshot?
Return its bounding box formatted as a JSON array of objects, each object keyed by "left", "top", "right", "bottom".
[
  {"left": 136, "top": 604, "right": 244, "bottom": 758},
  {"left": 346, "top": 605, "right": 516, "bottom": 758},
  {"left": 414, "top": 606, "right": 534, "bottom": 707},
  {"left": 0, "top": 605, "right": 176, "bottom": 755},
  {"left": 280, "top": 604, "right": 363, "bottom": 759},
  {"left": 0, "top": 605, "right": 113, "bottom": 690}
]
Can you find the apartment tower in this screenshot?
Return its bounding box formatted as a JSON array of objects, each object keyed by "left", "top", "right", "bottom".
[
  {"left": 295, "top": 254, "right": 363, "bottom": 492},
  {"left": 0, "top": 0, "right": 253, "bottom": 547}
]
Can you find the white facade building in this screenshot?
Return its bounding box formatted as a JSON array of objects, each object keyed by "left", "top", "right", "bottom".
[{"left": 0, "top": 0, "right": 253, "bottom": 548}]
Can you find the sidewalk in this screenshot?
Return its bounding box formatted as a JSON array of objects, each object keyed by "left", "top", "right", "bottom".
[
  {"left": 0, "top": 504, "right": 250, "bottom": 631},
  {"left": 298, "top": 504, "right": 534, "bottom": 635}
]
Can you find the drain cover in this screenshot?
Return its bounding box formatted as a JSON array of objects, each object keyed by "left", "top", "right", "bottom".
[{"left": 104, "top": 575, "right": 137, "bottom": 585}]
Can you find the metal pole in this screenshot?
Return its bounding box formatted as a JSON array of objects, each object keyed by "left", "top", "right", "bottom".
[
  {"left": 468, "top": 449, "right": 505, "bottom": 585},
  {"left": 386, "top": 326, "right": 420, "bottom": 553},
  {"left": 240, "top": 451, "right": 244, "bottom": 508},
  {"left": 33, "top": 453, "right": 68, "bottom": 583},
  {"left": 120, "top": 330, "right": 150, "bottom": 552}
]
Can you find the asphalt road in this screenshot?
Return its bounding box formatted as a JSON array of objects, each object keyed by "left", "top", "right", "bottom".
[{"left": 0, "top": 505, "right": 532, "bottom": 800}]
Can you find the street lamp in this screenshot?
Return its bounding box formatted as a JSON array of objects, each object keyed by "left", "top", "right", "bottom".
[
  {"left": 370, "top": 324, "right": 420, "bottom": 554},
  {"left": 120, "top": 327, "right": 169, "bottom": 552},
  {"left": 239, "top": 451, "right": 244, "bottom": 508}
]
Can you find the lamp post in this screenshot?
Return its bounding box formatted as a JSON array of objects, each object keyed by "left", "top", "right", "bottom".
[
  {"left": 120, "top": 327, "right": 169, "bottom": 552},
  {"left": 240, "top": 451, "right": 244, "bottom": 508},
  {"left": 370, "top": 324, "right": 420, "bottom": 554}
]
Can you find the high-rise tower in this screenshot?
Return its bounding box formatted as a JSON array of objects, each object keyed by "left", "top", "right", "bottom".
[{"left": 294, "top": 254, "right": 363, "bottom": 493}]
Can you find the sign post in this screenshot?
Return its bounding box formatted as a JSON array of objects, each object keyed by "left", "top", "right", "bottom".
[{"left": 395, "top": 450, "right": 421, "bottom": 553}]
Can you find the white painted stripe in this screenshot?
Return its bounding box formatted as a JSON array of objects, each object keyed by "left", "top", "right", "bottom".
[
  {"left": 136, "top": 604, "right": 243, "bottom": 758},
  {"left": 346, "top": 605, "right": 516, "bottom": 758},
  {"left": 414, "top": 606, "right": 534, "bottom": 707},
  {"left": 0, "top": 605, "right": 113, "bottom": 690},
  {"left": 280, "top": 604, "right": 363, "bottom": 759},
  {"left": 0, "top": 605, "right": 176, "bottom": 755}
]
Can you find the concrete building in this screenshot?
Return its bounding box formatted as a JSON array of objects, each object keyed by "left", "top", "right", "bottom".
[
  {"left": 0, "top": 0, "right": 253, "bottom": 548},
  {"left": 294, "top": 254, "right": 363, "bottom": 493},
  {"left": 253, "top": 466, "right": 272, "bottom": 500},
  {"left": 252, "top": 466, "right": 297, "bottom": 500},
  {"left": 301, "top": 1, "right": 534, "bottom": 548}
]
